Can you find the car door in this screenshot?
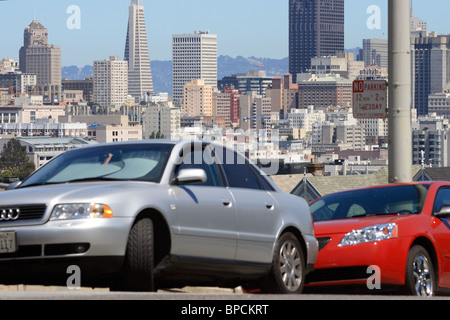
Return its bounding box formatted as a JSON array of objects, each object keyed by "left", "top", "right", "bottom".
[
  {"left": 219, "top": 149, "right": 279, "bottom": 264},
  {"left": 170, "top": 147, "right": 238, "bottom": 261},
  {"left": 432, "top": 187, "right": 450, "bottom": 286}
]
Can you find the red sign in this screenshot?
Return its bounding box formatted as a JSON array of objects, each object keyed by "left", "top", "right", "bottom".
[{"left": 352, "top": 80, "right": 388, "bottom": 119}]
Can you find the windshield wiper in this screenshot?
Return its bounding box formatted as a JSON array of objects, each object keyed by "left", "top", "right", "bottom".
[
  {"left": 65, "top": 177, "right": 122, "bottom": 183},
  {"left": 18, "top": 181, "right": 62, "bottom": 189},
  {"left": 349, "top": 213, "right": 383, "bottom": 218}
]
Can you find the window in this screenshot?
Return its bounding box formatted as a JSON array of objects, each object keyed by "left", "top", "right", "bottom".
[
  {"left": 219, "top": 150, "right": 262, "bottom": 190},
  {"left": 311, "top": 184, "right": 430, "bottom": 222},
  {"left": 177, "top": 149, "right": 222, "bottom": 187},
  {"left": 434, "top": 188, "right": 450, "bottom": 213}
]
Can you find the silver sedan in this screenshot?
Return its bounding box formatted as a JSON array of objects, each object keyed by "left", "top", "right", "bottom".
[{"left": 0, "top": 140, "right": 318, "bottom": 293}]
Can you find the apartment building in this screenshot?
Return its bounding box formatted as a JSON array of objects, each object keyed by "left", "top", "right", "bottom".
[
  {"left": 144, "top": 102, "right": 181, "bottom": 139},
  {"left": 182, "top": 79, "right": 213, "bottom": 117},
  {"left": 297, "top": 75, "right": 352, "bottom": 109},
  {"left": 172, "top": 31, "right": 217, "bottom": 103},
  {"left": 61, "top": 115, "right": 142, "bottom": 143},
  {"left": 93, "top": 56, "right": 129, "bottom": 107}
]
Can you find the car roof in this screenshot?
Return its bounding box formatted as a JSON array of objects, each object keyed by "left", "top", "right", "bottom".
[{"left": 316, "top": 181, "right": 438, "bottom": 199}]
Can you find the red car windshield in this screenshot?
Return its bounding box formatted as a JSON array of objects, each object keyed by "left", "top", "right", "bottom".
[{"left": 310, "top": 184, "right": 430, "bottom": 222}]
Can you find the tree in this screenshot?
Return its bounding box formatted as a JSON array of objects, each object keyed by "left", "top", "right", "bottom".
[
  {"left": 149, "top": 131, "right": 165, "bottom": 139},
  {"left": 0, "top": 139, "right": 36, "bottom": 181}
]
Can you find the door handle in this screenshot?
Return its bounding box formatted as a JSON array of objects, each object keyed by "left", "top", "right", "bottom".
[
  {"left": 265, "top": 203, "right": 275, "bottom": 210},
  {"left": 222, "top": 199, "right": 232, "bottom": 207}
]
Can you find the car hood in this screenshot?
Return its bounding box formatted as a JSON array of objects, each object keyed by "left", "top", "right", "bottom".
[
  {"left": 314, "top": 215, "right": 414, "bottom": 236},
  {"left": 0, "top": 181, "right": 159, "bottom": 206}
]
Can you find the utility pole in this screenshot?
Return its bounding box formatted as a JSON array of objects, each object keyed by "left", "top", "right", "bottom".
[{"left": 388, "top": 0, "right": 412, "bottom": 183}]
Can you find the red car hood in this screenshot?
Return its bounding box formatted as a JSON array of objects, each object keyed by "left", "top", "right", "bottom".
[{"left": 314, "top": 215, "right": 412, "bottom": 236}]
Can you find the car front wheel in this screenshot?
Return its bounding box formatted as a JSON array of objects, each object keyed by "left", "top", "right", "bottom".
[
  {"left": 404, "top": 245, "right": 436, "bottom": 297},
  {"left": 113, "top": 218, "right": 155, "bottom": 292},
  {"left": 262, "top": 232, "right": 305, "bottom": 294}
]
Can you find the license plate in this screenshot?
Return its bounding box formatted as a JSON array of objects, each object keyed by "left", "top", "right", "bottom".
[{"left": 0, "top": 232, "right": 16, "bottom": 253}]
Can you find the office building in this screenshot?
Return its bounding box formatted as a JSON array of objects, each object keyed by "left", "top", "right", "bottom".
[
  {"left": 62, "top": 77, "right": 94, "bottom": 102},
  {"left": 61, "top": 115, "right": 142, "bottom": 143},
  {"left": 297, "top": 75, "right": 352, "bottom": 109},
  {"left": 411, "top": 35, "right": 450, "bottom": 115},
  {"left": 362, "top": 39, "right": 388, "bottom": 70},
  {"left": 309, "top": 54, "right": 364, "bottom": 81},
  {"left": 218, "top": 70, "right": 273, "bottom": 97},
  {"left": 412, "top": 114, "right": 450, "bottom": 167},
  {"left": 239, "top": 91, "right": 272, "bottom": 131},
  {"left": 19, "top": 20, "right": 61, "bottom": 103},
  {"left": 357, "top": 65, "right": 388, "bottom": 81},
  {"left": 17, "top": 137, "right": 97, "bottom": 169},
  {"left": 0, "top": 72, "right": 36, "bottom": 94},
  {"left": 124, "top": 0, "right": 154, "bottom": 101},
  {"left": 289, "top": 0, "right": 345, "bottom": 83},
  {"left": 428, "top": 92, "right": 450, "bottom": 118},
  {"left": 93, "top": 56, "right": 129, "bottom": 108},
  {"left": 288, "top": 106, "right": 326, "bottom": 133},
  {"left": 172, "top": 31, "right": 217, "bottom": 103}
]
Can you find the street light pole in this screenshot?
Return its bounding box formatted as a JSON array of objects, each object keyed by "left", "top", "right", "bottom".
[{"left": 388, "top": 0, "right": 412, "bottom": 183}]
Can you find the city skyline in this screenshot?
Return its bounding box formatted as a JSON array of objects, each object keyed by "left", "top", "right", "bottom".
[{"left": 1, "top": 0, "right": 449, "bottom": 67}]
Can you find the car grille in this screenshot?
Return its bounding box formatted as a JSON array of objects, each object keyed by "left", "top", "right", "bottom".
[
  {"left": 0, "top": 205, "right": 47, "bottom": 223},
  {"left": 306, "top": 266, "right": 370, "bottom": 283},
  {"left": 317, "top": 237, "right": 332, "bottom": 251}
]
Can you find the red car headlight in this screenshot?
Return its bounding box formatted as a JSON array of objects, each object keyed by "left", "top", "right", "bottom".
[{"left": 339, "top": 223, "right": 398, "bottom": 247}]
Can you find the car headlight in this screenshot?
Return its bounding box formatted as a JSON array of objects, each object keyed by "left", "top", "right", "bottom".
[
  {"left": 339, "top": 223, "right": 398, "bottom": 247},
  {"left": 51, "top": 203, "right": 113, "bottom": 220}
]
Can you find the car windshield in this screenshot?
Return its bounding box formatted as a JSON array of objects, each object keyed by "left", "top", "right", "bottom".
[
  {"left": 310, "top": 184, "right": 430, "bottom": 222},
  {"left": 19, "top": 143, "right": 174, "bottom": 188}
]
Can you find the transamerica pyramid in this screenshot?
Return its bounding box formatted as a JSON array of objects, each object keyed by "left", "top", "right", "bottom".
[{"left": 124, "top": 0, "right": 154, "bottom": 101}]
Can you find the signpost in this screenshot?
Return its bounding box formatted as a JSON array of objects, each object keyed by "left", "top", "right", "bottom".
[{"left": 352, "top": 80, "right": 388, "bottom": 119}]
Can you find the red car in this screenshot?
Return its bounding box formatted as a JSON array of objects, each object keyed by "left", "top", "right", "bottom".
[{"left": 307, "top": 182, "right": 450, "bottom": 296}]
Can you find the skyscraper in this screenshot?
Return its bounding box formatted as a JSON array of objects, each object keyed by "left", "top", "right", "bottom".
[
  {"left": 19, "top": 20, "right": 61, "bottom": 103},
  {"left": 172, "top": 31, "right": 218, "bottom": 104},
  {"left": 362, "top": 39, "right": 388, "bottom": 70},
  {"left": 124, "top": 0, "right": 154, "bottom": 102},
  {"left": 411, "top": 35, "right": 450, "bottom": 115},
  {"left": 93, "top": 56, "right": 129, "bottom": 108},
  {"left": 289, "top": 0, "right": 345, "bottom": 83}
]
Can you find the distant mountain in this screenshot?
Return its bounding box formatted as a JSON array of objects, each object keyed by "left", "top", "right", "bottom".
[
  {"left": 218, "top": 55, "right": 288, "bottom": 79},
  {"left": 62, "top": 65, "right": 93, "bottom": 80},
  {"left": 61, "top": 55, "right": 290, "bottom": 95}
]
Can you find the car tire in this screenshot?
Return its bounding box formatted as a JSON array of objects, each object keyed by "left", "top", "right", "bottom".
[
  {"left": 262, "top": 232, "right": 305, "bottom": 294},
  {"left": 114, "top": 218, "right": 155, "bottom": 292},
  {"left": 403, "top": 245, "right": 436, "bottom": 297}
]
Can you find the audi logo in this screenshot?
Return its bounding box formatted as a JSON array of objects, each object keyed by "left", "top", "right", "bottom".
[{"left": 0, "top": 208, "right": 20, "bottom": 221}]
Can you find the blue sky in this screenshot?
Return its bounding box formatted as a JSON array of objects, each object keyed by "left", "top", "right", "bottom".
[{"left": 0, "top": 0, "right": 449, "bottom": 66}]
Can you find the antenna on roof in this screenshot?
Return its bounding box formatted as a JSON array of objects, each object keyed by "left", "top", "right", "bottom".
[{"left": 33, "top": 0, "right": 37, "bottom": 20}]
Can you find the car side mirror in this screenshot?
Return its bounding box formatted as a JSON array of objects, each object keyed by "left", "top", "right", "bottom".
[
  {"left": 6, "top": 181, "right": 22, "bottom": 190},
  {"left": 175, "top": 169, "right": 207, "bottom": 185},
  {"left": 435, "top": 205, "right": 450, "bottom": 218}
]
